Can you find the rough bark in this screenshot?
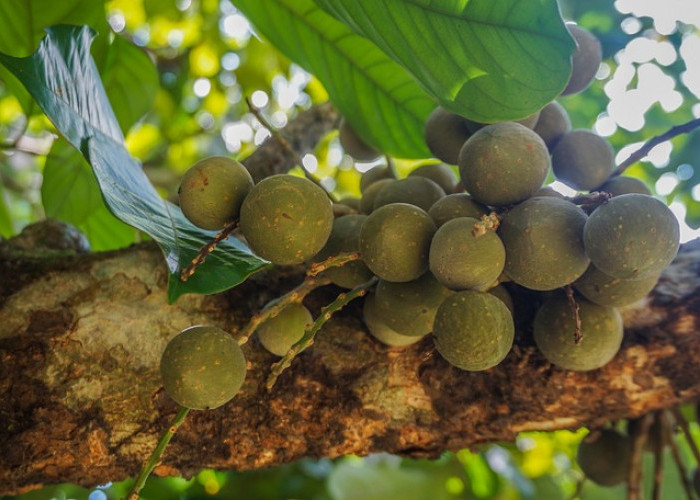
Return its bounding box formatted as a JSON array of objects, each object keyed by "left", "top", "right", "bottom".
[{"left": 0, "top": 235, "right": 698, "bottom": 495}]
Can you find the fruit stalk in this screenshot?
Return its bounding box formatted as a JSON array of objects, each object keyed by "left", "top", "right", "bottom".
[
  {"left": 126, "top": 406, "right": 190, "bottom": 500},
  {"left": 180, "top": 221, "right": 239, "bottom": 282}
]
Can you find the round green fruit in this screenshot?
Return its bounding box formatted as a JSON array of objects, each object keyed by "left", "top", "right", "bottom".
[
  {"left": 584, "top": 194, "right": 680, "bottom": 279},
  {"left": 596, "top": 176, "right": 651, "bottom": 196},
  {"left": 424, "top": 107, "right": 479, "bottom": 164},
  {"left": 360, "top": 179, "right": 395, "bottom": 215},
  {"left": 577, "top": 429, "right": 631, "bottom": 486},
  {"left": 458, "top": 122, "right": 550, "bottom": 206},
  {"left": 533, "top": 101, "right": 571, "bottom": 151},
  {"left": 314, "top": 214, "right": 374, "bottom": 289},
  {"left": 428, "top": 193, "right": 488, "bottom": 227},
  {"left": 499, "top": 197, "right": 590, "bottom": 291},
  {"left": 408, "top": 162, "right": 459, "bottom": 194},
  {"left": 239, "top": 174, "right": 333, "bottom": 265},
  {"left": 534, "top": 294, "right": 623, "bottom": 371},
  {"left": 360, "top": 165, "right": 395, "bottom": 193},
  {"left": 433, "top": 291, "right": 514, "bottom": 371},
  {"left": 339, "top": 119, "right": 379, "bottom": 161},
  {"left": 374, "top": 272, "right": 453, "bottom": 337},
  {"left": 562, "top": 24, "right": 602, "bottom": 96},
  {"left": 429, "top": 217, "right": 505, "bottom": 291},
  {"left": 373, "top": 176, "right": 446, "bottom": 212},
  {"left": 574, "top": 264, "right": 659, "bottom": 307},
  {"left": 359, "top": 203, "right": 436, "bottom": 282},
  {"left": 160, "top": 326, "right": 246, "bottom": 410},
  {"left": 178, "top": 156, "right": 253, "bottom": 230},
  {"left": 551, "top": 130, "right": 614, "bottom": 191},
  {"left": 256, "top": 303, "right": 312, "bottom": 356},
  {"left": 363, "top": 293, "right": 425, "bottom": 347}
]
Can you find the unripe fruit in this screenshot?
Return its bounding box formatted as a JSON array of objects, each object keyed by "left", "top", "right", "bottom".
[
  {"left": 584, "top": 194, "right": 680, "bottom": 279},
  {"left": 534, "top": 294, "right": 623, "bottom": 371},
  {"left": 488, "top": 284, "right": 514, "bottom": 315},
  {"left": 239, "top": 174, "right": 334, "bottom": 265},
  {"left": 458, "top": 122, "right": 550, "bottom": 206},
  {"left": 429, "top": 217, "right": 505, "bottom": 291},
  {"left": 360, "top": 165, "right": 395, "bottom": 193},
  {"left": 577, "top": 429, "right": 632, "bottom": 486},
  {"left": 359, "top": 203, "right": 436, "bottom": 282},
  {"left": 373, "top": 176, "right": 446, "bottom": 212},
  {"left": 428, "top": 193, "right": 488, "bottom": 227},
  {"left": 433, "top": 291, "right": 514, "bottom": 371},
  {"left": 551, "top": 130, "right": 614, "bottom": 191},
  {"left": 562, "top": 24, "right": 602, "bottom": 96},
  {"left": 408, "top": 162, "right": 459, "bottom": 194},
  {"left": 339, "top": 119, "right": 379, "bottom": 161},
  {"left": 360, "top": 179, "right": 395, "bottom": 215},
  {"left": 574, "top": 264, "right": 659, "bottom": 307},
  {"left": 178, "top": 156, "right": 253, "bottom": 230},
  {"left": 363, "top": 293, "right": 425, "bottom": 347},
  {"left": 596, "top": 176, "right": 651, "bottom": 196},
  {"left": 425, "top": 107, "right": 480, "bottom": 164},
  {"left": 533, "top": 101, "right": 571, "bottom": 150},
  {"left": 374, "top": 272, "right": 453, "bottom": 337},
  {"left": 256, "top": 303, "right": 312, "bottom": 356},
  {"left": 499, "top": 197, "right": 589, "bottom": 291},
  {"left": 314, "top": 214, "right": 374, "bottom": 289},
  {"left": 532, "top": 186, "right": 566, "bottom": 199},
  {"left": 160, "top": 326, "right": 246, "bottom": 410}
]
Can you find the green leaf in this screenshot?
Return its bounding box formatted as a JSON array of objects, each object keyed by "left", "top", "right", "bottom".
[
  {"left": 0, "top": 0, "right": 109, "bottom": 114},
  {"left": 0, "top": 182, "right": 13, "bottom": 238},
  {"left": 42, "top": 137, "right": 138, "bottom": 251},
  {"left": 0, "top": 25, "right": 268, "bottom": 301},
  {"left": 234, "top": 0, "right": 434, "bottom": 159},
  {"left": 315, "top": 0, "right": 575, "bottom": 123},
  {"left": 100, "top": 35, "right": 159, "bottom": 132}
]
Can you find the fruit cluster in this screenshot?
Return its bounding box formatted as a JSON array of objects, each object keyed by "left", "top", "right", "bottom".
[{"left": 160, "top": 23, "right": 680, "bottom": 411}]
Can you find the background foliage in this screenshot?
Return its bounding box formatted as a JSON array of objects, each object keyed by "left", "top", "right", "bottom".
[{"left": 0, "top": 0, "right": 699, "bottom": 499}]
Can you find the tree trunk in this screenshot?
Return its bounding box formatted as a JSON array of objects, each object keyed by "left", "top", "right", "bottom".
[{"left": 0, "top": 233, "right": 698, "bottom": 495}]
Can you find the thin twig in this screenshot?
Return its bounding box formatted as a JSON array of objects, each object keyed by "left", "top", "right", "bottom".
[
  {"left": 307, "top": 251, "right": 362, "bottom": 277},
  {"left": 612, "top": 117, "right": 700, "bottom": 177},
  {"left": 671, "top": 407, "right": 700, "bottom": 464},
  {"left": 179, "top": 221, "right": 238, "bottom": 282},
  {"left": 662, "top": 411, "right": 695, "bottom": 500},
  {"left": 235, "top": 275, "right": 332, "bottom": 346},
  {"left": 266, "top": 276, "right": 378, "bottom": 389},
  {"left": 246, "top": 97, "right": 335, "bottom": 200},
  {"left": 565, "top": 286, "right": 582, "bottom": 344},
  {"left": 127, "top": 406, "right": 190, "bottom": 500},
  {"left": 567, "top": 191, "right": 613, "bottom": 213},
  {"left": 652, "top": 413, "right": 664, "bottom": 500},
  {"left": 628, "top": 413, "right": 652, "bottom": 500},
  {"left": 567, "top": 477, "right": 586, "bottom": 500}
]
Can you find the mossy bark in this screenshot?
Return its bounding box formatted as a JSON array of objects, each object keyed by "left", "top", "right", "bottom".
[{"left": 0, "top": 239, "right": 699, "bottom": 495}]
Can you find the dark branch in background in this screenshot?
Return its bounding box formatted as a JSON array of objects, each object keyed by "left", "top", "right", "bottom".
[
  {"left": 241, "top": 102, "right": 340, "bottom": 183},
  {"left": 612, "top": 117, "right": 700, "bottom": 177}
]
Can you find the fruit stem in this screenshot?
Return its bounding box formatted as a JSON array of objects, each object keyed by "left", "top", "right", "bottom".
[
  {"left": 246, "top": 97, "right": 337, "bottom": 202},
  {"left": 266, "top": 276, "right": 378, "bottom": 389},
  {"left": 126, "top": 405, "right": 190, "bottom": 500},
  {"left": 180, "top": 221, "right": 238, "bottom": 282},
  {"left": 565, "top": 286, "right": 582, "bottom": 344},
  {"left": 662, "top": 411, "right": 695, "bottom": 500},
  {"left": 612, "top": 117, "right": 700, "bottom": 177},
  {"left": 651, "top": 413, "right": 664, "bottom": 500},
  {"left": 627, "top": 412, "right": 652, "bottom": 500},
  {"left": 385, "top": 155, "right": 399, "bottom": 180},
  {"left": 307, "top": 251, "right": 362, "bottom": 277},
  {"left": 472, "top": 212, "right": 501, "bottom": 237},
  {"left": 671, "top": 407, "right": 700, "bottom": 464},
  {"left": 235, "top": 275, "right": 332, "bottom": 346}
]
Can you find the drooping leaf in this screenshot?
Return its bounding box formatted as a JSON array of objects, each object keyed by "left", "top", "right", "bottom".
[
  {"left": 315, "top": 0, "right": 575, "bottom": 123},
  {"left": 0, "top": 25, "right": 268, "bottom": 301},
  {"left": 42, "top": 137, "right": 138, "bottom": 251},
  {"left": 0, "top": 0, "right": 109, "bottom": 114},
  {"left": 100, "top": 35, "right": 159, "bottom": 132},
  {"left": 234, "top": 0, "right": 434, "bottom": 159}
]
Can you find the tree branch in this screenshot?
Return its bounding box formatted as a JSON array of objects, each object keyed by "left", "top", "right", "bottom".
[{"left": 0, "top": 239, "right": 699, "bottom": 496}]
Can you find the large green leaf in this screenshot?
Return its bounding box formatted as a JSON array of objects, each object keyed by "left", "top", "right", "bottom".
[
  {"left": 0, "top": 182, "right": 13, "bottom": 238},
  {"left": 0, "top": 25, "right": 268, "bottom": 301},
  {"left": 42, "top": 137, "right": 138, "bottom": 251},
  {"left": 234, "top": 0, "right": 434, "bottom": 159},
  {"left": 0, "top": 0, "right": 108, "bottom": 114},
  {"left": 315, "top": 0, "right": 575, "bottom": 123},
  {"left": 100, "top": 35, "right": 159, "bottom": 132}
]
